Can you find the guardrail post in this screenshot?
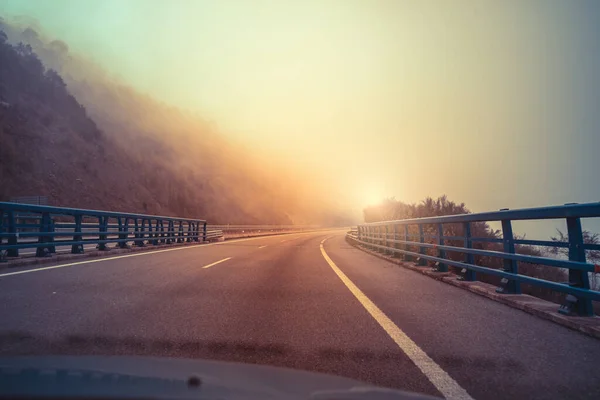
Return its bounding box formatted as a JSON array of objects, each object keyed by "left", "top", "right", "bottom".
[
  {"left": 152, "top": 219, "right": 160, "bottom": 246},
  {"left": 48, "top": 219, "right": 56, "bottom": 254},
  {"left": 148, "top": 219, "right": 156, "bottom": 245},
  {"left": 191, "top": 222, "right": 198, "bottom": 242},
  {"left": 148, "top": 219, "right": 154, "bottom": 245},
  {"left": 383, "top": 225, "right": 393, "bottom": 254},
  {"left": 144, "top": 219, "right": 150, "bottom": 244},
  {"left": 166, "top": 221, "right": 174, "bottom": 244},
  {"left": 160, "top": 220, "right": 166, "bottom": 243},
  {"left": 434, "top": 223, "right": 448, "bottom": 272},
  {"left": 497, "top": 219, "right": 520, "bottom": 294},
  {"left": 125, "top": 217, "right": 131, "bottom": 247},
  {"left": 373, "top": 226, "right": 377, "bottom": 249},
  {"left": 134, "top": 219, "right": 139, "bottom": 245},
  {"left": 392, "top": 224, "right": 399, "bottom": 257},
  {"left": 134, "top": 218, "right": 144, "bottom": 246},
  {"left": 186, "top": 221, "right": 192, "bottom": 243},
  {"left": 560, "top": 217, "right": 593, "bottom": 316},
  {"left": 460, "top": 222, "right": 476, "bottom": 281},
  {"left": 203, "top": 222, "right": 207, "bottom": 242},
  {"left": 373, "top": 226, "right": 378, "bottom": 250},
  {"left": 36, "top": 212, "right": 54, "bottom": 257},
  {"left": 177, "top": 221, "right": 184, "bottom": 243},
  {"left": 150, "top": 219, "right": 158, "bottom": 245},
  {"left": 71, "top": 214, "right": 83, "bottom": 254},
  {"left": 0, "top": 209, "right": 4, "bottom": 260},
  {"left": 417, "top": 224, "right": 427, "bottom": 266},
  {"left": 35, "top": 214, "right": 46, "bottom": 257},
  {"left": 117, "top": 217, "right": 129, "bottom": 249},
  {"left": 387, "top": 224, "right": 394, "bottom": 255},
  {"left": 374, "top": 226, "right": 378, "bottom": 250},
  {"left": 144, "top": 219, "right": 151, "bottom": 245},
  {"left": 404, "top": 225, "right": 411, "bottom": 261},
  {"left": 369, "top": 226, "right": 374, "bottom": 248},
  {"left": 357, "top": 226, "right": 362, "bottom": 241},
  {"left": 157, "top": 219, "right": 164, "bottom": 244},
  {"left": 7, "top": 210, "right": 18, "bottom": 257},
  {"left": 98, "top": 216, "right": 109, "bottom": 250}
]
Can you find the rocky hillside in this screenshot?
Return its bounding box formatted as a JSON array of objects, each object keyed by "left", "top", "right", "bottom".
[{"left": 0, "top": 33, "right": 162, "bottom": 215}]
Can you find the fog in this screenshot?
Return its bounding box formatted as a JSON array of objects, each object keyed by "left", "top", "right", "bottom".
[
  {"left": 0, "top": 16, "right": 353, "bottom": 225},
  {"left": 2, "top": 1, "right": 600, "bottom": 226}
]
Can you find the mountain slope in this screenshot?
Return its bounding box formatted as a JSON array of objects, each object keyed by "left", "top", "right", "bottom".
[{"left": 0, "top": 33, "right": 211, "bottom": 218}]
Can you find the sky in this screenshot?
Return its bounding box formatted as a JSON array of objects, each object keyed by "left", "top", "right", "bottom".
[{"left": 1, "top": 0, "right": 599, "bottom": 229}]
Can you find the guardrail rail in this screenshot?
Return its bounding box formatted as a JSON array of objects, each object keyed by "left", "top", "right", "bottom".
[
  {"left": 0, "top": 202, "right": 208, "bottom": 259},
  {"left": 347, "top": 202, "right": 600, "bottom": 316}
]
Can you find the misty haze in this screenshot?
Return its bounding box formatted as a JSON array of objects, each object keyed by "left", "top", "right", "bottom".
[{"left": 0, "top": 2, "right": 599, "bottom": 400}]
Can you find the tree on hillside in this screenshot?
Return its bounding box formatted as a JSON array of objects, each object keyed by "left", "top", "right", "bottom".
[
  {"left": 363, "top": 195, "right": 472, "bottom": 222},
  {"left": 45, "top": 68, "right": 66, "bottom": 88}
]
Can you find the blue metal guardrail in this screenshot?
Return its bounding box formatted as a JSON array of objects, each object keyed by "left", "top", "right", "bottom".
[
  {"left": 0, "top": 202, "right": 207, "bottom": 259},
  {"left": 348, "top": 202, "right": 600, "bottom": 316}
]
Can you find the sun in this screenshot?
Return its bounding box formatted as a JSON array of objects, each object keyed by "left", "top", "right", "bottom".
[{"left": 363, "top": 188, "right": 384, "bottom": 206}]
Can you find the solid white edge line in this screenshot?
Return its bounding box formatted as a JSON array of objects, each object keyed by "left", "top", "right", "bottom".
[
  {"left": 319, "top": 236, "right": 473, "bottom": 400},
  {"left": 0, "top": 230, "right": 338, "bottom": 278},
  {"left": 201, "top": 257, "right": 232, "bottom": 269}
]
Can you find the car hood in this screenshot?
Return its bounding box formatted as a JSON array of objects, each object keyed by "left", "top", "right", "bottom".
[{"left": 0, "top": 355, "right": 438, "bottom": 399}]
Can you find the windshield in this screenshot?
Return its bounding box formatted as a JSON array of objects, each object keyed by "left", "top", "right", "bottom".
[{"left": 0, "top": 1, "right": 599, "bottom": 400}]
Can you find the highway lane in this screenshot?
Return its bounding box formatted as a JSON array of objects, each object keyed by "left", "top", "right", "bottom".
[
  {"left": 323, "top": 235, "right": 600, "bottom": 399},
  {"left": 0, "top": 230, "right": 599, "bottom": 399}
]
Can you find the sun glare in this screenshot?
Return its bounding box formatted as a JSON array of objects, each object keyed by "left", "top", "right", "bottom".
[{"left": 364, "top": 188, "right": 384, "bottom": 206}]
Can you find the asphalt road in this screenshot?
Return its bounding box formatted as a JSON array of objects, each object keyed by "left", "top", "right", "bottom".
[{"left": 0, "top": 230, "right": 599, "bottom": 399}]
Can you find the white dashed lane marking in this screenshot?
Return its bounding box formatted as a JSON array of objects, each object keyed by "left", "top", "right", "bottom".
[{"left": 201, "top": 257, "right": 232, "bottom": 269}]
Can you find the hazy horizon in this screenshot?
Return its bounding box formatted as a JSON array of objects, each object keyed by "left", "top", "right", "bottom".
[{"left": 2, "top": 0, "right": 599, "bottom": 218}]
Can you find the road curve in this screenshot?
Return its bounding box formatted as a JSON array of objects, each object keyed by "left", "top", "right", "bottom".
[{"left": 0, "top": 230, "right": 598, "bottom": 399}]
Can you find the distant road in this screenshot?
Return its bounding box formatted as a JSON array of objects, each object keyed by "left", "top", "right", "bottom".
[{"left": 0, "top": 231, "right": 598, "bottom": 399}]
